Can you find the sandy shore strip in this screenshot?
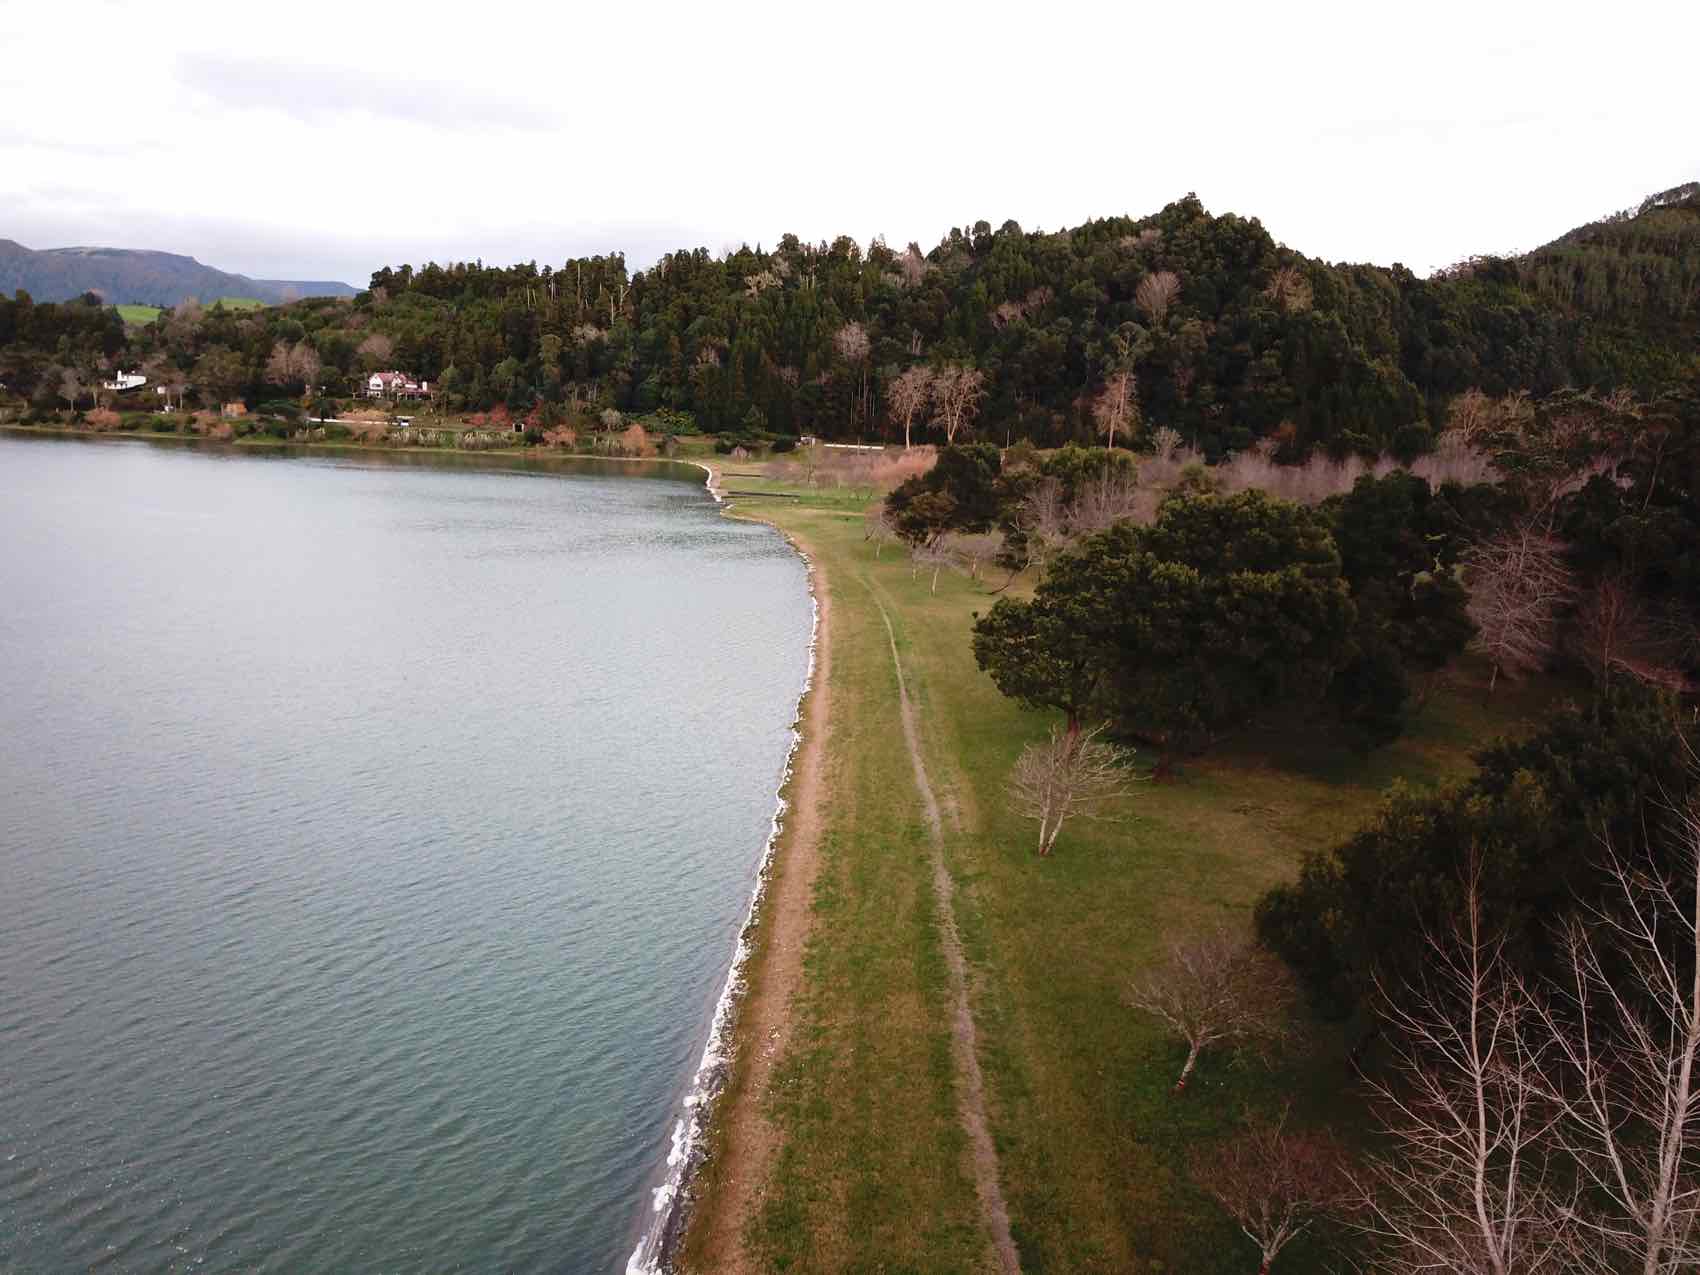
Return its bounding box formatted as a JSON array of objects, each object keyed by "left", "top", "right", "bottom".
[
  {"left": 626, "top": 464, "right": 830, "bottom": 1275},
  {"left": 687, "top": 544, "right": 830, "bottom": 1274}
]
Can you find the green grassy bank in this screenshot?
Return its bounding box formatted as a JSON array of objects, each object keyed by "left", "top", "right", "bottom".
[{"left": 681, "top": 467, "right": 1559, "bottom": 1274}]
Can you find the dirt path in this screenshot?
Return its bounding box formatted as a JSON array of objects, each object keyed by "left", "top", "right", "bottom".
[
  {"left": 866, "top": 581, "right": 1022, "bottom": 1275},
  {"left": 692, "top": 546, "right": 832, "bottom": 1275}
]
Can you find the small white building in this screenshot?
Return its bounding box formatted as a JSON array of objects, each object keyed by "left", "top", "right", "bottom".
[{"left": 102, "top": 370, "right": 148, "bottom": 392}]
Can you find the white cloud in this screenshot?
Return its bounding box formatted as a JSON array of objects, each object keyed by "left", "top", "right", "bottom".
[{"left": 0, "top": 0, "right": 1695, "bottom": 285}]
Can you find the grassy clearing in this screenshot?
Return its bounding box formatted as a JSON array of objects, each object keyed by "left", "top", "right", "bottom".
[
  {"left": 685, "top": 464, "right": 1562, "bottom": 1274},
  {"left": 212, "top": 296, "right": 265, "bottom": 310},
  {"left": 115, "top": 304, "right": 161, "bottom": 325}
]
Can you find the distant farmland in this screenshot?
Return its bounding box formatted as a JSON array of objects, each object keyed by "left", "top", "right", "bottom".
[{"left": 113, "top": 297, "right": 263, "bottom": 325}]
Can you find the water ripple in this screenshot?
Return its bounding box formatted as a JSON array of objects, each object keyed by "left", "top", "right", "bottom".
[{"left": 0, "top": 435, "right": 812, "bottom": 1273}]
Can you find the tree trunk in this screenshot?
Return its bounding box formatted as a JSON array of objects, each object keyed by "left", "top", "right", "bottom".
[
  {"left": 1041, "top": 811, "right": 1064, "bottom": 857},
  {"left": 1174, "top": 1043, "right": 1200, "bottom": 1094}
]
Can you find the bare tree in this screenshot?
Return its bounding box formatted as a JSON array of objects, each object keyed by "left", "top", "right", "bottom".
[
  {"left": 1068, "top": 470, "right": 1145, "bottom": 537},
  {"left": 264, "top": 341, "right": 321, "bottom": 391},
  {"left": 863, "top": 503, "right": 899, "bottom": 559},
  {"left": 1136, "top": 270, "right": 1181, "bottom": 325},
  {"left": 1446, "top": 387, "right": 1500, "bottom": 443},
  {"left": 1575, "top": 571, "right": 1675, "bottom": 688},
  {"left": 834, "top": 321, "right": 871, "bottom": 431},
  {"left": 143, "top": 355, "right": 188, "bottom": 413},
  {"left": 887, "top": 364, "right": 933, "bottom": 449},
  {"left": 58, "top": 367, "right": 85, "bottom": 410},
  {"left": 1263, "top": 265, "right": 1314, "bottom": 315},
  {"left": 909, "top": 538, "right": 955, "bottom": 592},
  {"left": 1189, "top": 1108, "right": 1355, "bottom": 1274},
  {"left": 1128, "top": 926, "right": 1294, "bottom": 1093},
  {"left": 1092, "top": 370, "right": 1139, "bottom": 450},
  {"left": 164, "top": 298, "right": 203, "bottom": 346},
  {"left": 1007, "top": 723, "right": 1134, "bottom": 857},
  {"left": 1150, "top": 424, "right": 1184, "bottom": 461},
  {"left": 934, "top": 531, "right": 999, "bottom": 581},
  {"left": 896, "top": 242, "right": 929, "bottom": 288},
  {"left": 1465, "top": 523, "right": 1575, "bottom": 691},
  {"left": 356, "top": 333, "right": 394, "bottom": 371},
  {"left": 930, "top": 364, "right": 985, "bottom": 444},
  {"left": 1359, "top": 873, "right": 1575, "bottom": 1275},
  {"left": 1531, "top": 804, "right": 1700, "bottom": 1274},
  {"left": 1018, "top": 475, "right": 1071, "bottom": 569}
]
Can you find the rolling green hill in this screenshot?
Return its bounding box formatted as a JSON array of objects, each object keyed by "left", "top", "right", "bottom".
[{"left": 0, "top": 240, "right": 356, "bottom": 307}]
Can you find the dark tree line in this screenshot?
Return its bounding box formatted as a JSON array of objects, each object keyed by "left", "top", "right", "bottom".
[{"left": 9, "top": 189, "right": 1695, "bottom": 449}]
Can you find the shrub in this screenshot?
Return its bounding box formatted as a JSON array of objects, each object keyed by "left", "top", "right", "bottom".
[{"left": 256, "top": 399, "right": 303, "bottom": 422}]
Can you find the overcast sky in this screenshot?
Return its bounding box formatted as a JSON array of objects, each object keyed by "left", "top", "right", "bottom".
[{"left": 3, "top": 0, "right": 1696, "bottom": 287}]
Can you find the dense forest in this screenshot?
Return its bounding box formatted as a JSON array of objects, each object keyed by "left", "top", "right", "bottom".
[{"left": 3, "top": 183, "right": 1696, "bottom": 455}]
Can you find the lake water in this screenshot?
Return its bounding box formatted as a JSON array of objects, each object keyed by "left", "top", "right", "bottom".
[{"left": 0, "top": 434, "right": 813, "bottom": 1272}]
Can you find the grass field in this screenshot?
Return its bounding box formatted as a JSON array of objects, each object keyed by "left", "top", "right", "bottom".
[
  {"left": 682, "top": 464, "right": 1563, "bottom": 1274},
  {"left": 112, "top": 298, "right": 261, "bottom": 323}
]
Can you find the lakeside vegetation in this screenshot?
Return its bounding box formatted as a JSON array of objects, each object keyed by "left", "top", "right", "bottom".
[
  {"left": 670, "top": 379, "right": 1699, "bottom": 1271},
  {"left": 676, "top": 455, "right": 1562, "bottom": 1272}
]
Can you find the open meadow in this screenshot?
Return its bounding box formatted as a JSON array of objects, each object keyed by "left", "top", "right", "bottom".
[{"left": 680, "top": 455, "right": 1563, "bottom": 1274}]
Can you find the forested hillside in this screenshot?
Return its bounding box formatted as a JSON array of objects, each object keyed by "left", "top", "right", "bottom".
[
  {"left": 349, "top": 187, "right": 1700, "bottom": 451},
  {"left": 3, "top": 187, "right": 1696, "bottom": 452}
]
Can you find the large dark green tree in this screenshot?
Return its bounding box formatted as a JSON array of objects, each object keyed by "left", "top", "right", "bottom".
[
  {"left": 1323, "top": 472, "right": 1478, "bottom": 743},
  {"left": 974, "top": 490, "right": 1358, "bottom": 766},
  {"left": 1256, "top": 679, "right": 1698, "bottom": 1018},
  {"left": 886, "top": 442, "right": 1003, "bottom": 545}
]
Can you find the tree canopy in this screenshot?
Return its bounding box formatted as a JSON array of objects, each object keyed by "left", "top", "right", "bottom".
[
  {"left": 8, "top": 187, "right": 1695, "bottom": 448},
  {"left": 1256, "top": 679, "right": 1699, "bottom": 1018},
  {"left": 974, "top": 490, "right": 1360, "bottom": 760}
]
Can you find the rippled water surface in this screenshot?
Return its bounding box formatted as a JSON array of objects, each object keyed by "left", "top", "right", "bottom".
[{"left": 0, "top": 434, "right": 812, "bottom": 1272}]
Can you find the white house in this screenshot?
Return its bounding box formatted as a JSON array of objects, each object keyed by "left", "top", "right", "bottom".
[
  {"left": 102, "top": 370, "right": 147, "bottom": 392},
  {"left": 363, "top": 370, "right": 429, "bottom": 399}
]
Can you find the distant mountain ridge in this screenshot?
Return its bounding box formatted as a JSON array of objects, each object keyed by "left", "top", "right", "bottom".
[{"left": 0, "top": 240, "right": 358, "bottom": 306}]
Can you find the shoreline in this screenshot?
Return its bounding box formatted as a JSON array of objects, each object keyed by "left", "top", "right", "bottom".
[{"left": 626, "top": 462, "right": 828, "bottom": 1274}]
